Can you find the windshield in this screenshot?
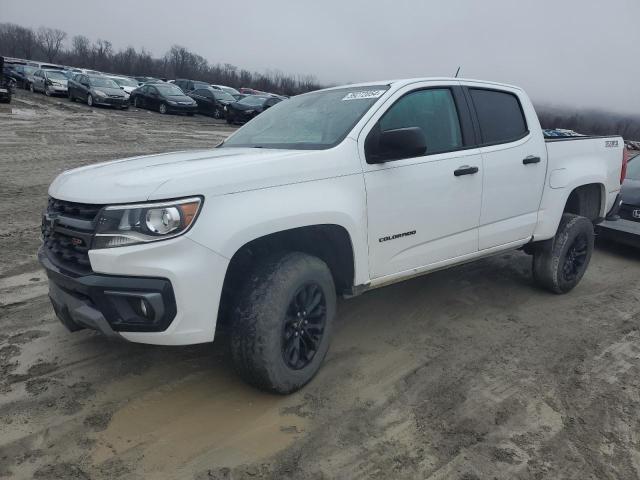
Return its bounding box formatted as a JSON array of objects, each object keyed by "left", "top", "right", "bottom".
[
  {"left": 238, "top": 96, "right": 268, "bottom": 106},
  {"left": 222, "top": 86, "right": 389, "bottom": 149},
  {"left": 220, "top": 86, "right": 240, "bottom": 95},
  {"left": 627, "top": 155, "right": 640, "bottom": 180},
  {"left": 46, "top": 71, "right": 67, "bottom": 80},
  {"left": 111, "top": 77, "right": 138, "bottom": 87},
  {"left": 89, "top": 77, "right": 119, "bottom": 88},
  {"left": 155, "top": 84, "right": 185, "bottom": 96},
  {"left": 213, "top": 90, "right": 236, "bottom": 102}
]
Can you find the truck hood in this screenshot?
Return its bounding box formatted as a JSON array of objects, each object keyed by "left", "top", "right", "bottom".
[{"left": 49, "top": 145, "right": 359, "bottom": 204}]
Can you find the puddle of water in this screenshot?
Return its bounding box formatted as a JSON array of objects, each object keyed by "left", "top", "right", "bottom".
[{"left": 92, "top": 368, "right": 306, "bottom": 475}]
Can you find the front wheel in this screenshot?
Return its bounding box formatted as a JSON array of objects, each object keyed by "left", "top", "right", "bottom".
[
  {"left": 230, "top": 252, "right": 336, "bottom": 394},
  {"left": 44, "top": 86, "right": 51, "bottom": 96},
  {"left": 159, "top": 103, "right": 167, "bottom": 114},
  {"left": 29, "top": 83, "right": 34, "bottom": 93},
  {"left": 87, "top": 94, "right": 93, "bottom": 107},
  {"left": 532, "top": 213, "right": 594, "bottom": 294}
]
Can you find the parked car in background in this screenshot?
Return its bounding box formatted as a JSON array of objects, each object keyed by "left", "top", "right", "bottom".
[
  {"left": 10, "top": 65, "right": 39, "bottom": 89},
  {"left": 211, "top": 84, "right": 240, "bottom": 96},
  {"left": 238, "top": 87, "right": 261, "bottom": 95},
  {"left": 188, "top": 87, "right": 236, "bottom": 118},
  {"left": 108, "top": 75, "right": 139, "bottom": 96},
  {"left": 0, "top": 59, "right": 12, "bottom": 103},
  {"left": 597, "top": 153, "right": 640, "bottom": 247},
  {"left": 133, "top": 76, "right": 163, "bottom": 85},
  {"left": 68, "top": 74, "right": 129, "bottom": 109},
  {"left": 225, "top": 95, "right": 283, "bottom": 124},
  {"left": 30, "top": 69, "right": 69, "bottom": 96},
  {"left": 130, "top": 83, "right": 197, "bottom": 115},
  {"left": 173, "top": 78, "right": 209, "bottom": 92}
]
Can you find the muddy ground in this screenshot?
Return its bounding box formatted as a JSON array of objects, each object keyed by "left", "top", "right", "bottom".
[{"left": 1, "top": 90, "right": 640, "bottom": 480}]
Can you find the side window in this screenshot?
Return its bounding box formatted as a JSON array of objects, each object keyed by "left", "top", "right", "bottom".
[
  {"left": 379, "top": 88, "right": 463, "bottom": 155},
  {"left": 469, "top": 89, "right": 528, "bottom": 145}
]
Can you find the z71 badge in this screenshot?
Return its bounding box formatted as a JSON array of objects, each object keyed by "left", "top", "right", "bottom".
[{"left": 605, "top": 140, "right": 619, "bottom": 148}]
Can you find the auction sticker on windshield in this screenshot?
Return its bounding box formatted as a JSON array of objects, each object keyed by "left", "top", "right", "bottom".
[{"left": 342, "top": 90, "right": 386, "bottom": 101}]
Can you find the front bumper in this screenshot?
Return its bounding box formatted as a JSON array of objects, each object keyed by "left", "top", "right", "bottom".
[
  {"left": 39, "top": 235, "right": 229, "bottom": 345},
  {"left": 40, "top": 248, "right": 177, "bottom": 336},
  {"left": 167, "top": 103, "right": 197, "bottom": 113},
  {"left": 94, "top": 96, "right": 129, "bottom": 107}
]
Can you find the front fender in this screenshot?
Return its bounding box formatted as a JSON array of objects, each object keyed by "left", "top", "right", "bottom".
[{"left": 187, "top": 174, "right": 370, "bottom": 286}]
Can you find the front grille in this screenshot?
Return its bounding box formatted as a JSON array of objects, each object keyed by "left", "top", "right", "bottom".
[
  {"left": 619, "top": 203, "right": 640, "bottom": 222},
  {"left": 42, "top": 197, "right": 104, "bottom": 274}
]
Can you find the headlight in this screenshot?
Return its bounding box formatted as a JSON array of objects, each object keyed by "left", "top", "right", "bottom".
[
  {"left": 95, "top": 90, "right": 107, "bottom": 98},
  {"left": 167, "top": 100, "right": 177, "bottom": 105},
  {"left": 244, "top": 110, "right": 254, "bottom": 115},
  {"left": 93, "top": 197, "right": 202, "bottom": 249}
]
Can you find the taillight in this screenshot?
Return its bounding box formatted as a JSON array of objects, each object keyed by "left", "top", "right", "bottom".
[{"left": 621, "top": 149, "right": 629, "bottom": 184}]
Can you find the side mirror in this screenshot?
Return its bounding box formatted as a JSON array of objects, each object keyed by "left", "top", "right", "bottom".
[{"left": 366, "top": 126, "right": 427, "bottom": 163}]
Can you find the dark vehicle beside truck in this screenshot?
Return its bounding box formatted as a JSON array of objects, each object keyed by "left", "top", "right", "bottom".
[
  {"left": 68, "top": 74, "right": 129, "bottom": 109},
  {"left": 597, "top": 153, "right": 640, "bottom": 247},
  {"left": 130, "top": 83, "right": 197, "bottom": 115}
]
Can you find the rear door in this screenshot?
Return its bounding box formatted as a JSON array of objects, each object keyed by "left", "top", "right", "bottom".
[
  {"left": 463, "top": 83, "right": 547, "bottom": 250},
  {"left": 361, "top": 82, "right": 484, "bottom": 278}
]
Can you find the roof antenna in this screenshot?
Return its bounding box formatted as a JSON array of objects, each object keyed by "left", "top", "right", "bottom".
[{"left": 454, "top": 66, "right": 461, "bottom": 78}]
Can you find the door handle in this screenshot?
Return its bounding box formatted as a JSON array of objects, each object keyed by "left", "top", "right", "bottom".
[
  {"left": 523, "top": 155, "right": 541, "bottom": 165},
  {"left": 454, "top": 165, "right": 479, "bottom": 177}
]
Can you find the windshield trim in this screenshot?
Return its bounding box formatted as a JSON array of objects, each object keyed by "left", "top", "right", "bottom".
[{"left": 220, "top": 85, "right": 390, "bottom": 151}]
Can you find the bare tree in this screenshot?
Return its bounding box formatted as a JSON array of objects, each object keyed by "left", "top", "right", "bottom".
[
  {"left": 36, "top": 27, "right": 67, "bottom": 62},
  {"left": 70, "top": 35, "right": 91, "bottom": 65}
]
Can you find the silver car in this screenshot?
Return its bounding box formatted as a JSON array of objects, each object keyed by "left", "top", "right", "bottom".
[{"left": 30, "top": 69, "right": 69, "bottom": 97}]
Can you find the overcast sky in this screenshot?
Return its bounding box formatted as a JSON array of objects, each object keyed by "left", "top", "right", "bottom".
[{"left": 2, "top": 0, "right": 639, "bottom": 113}]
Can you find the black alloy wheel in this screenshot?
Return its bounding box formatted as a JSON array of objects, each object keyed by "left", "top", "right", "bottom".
[
  {"left": 562, "top": 233, "right": 588, "bottom": 282},
  {"left": 282, "top": 283, "right": 327, "bottom": 370}
]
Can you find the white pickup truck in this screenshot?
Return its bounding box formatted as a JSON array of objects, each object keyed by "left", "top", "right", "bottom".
[{"left": 39, "top": 78, "right": 626, "bottom": 393}]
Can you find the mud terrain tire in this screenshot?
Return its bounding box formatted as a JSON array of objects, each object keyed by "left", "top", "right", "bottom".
[
  {"left": 230, "top": 252, "right": 336, "bottom": 394},
  {"left": 533, "top": 213, "right": 594, "bottom": 294}
]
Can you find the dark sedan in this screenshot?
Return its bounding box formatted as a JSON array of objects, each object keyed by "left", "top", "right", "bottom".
[
  {"left": 597, "top": 153, "right": 640, "bottom": 247},
  {"left": 68, "top": 74, "right": 129, "bottom": 109},
  {"left": 7, "top": 64, "right": 38, "bottom": 89},
  {"left": 225, "top": 95, "right": 282, "bottom": 124},
  {"left": 188, "top": 87, "right": 236, "bottom": 118},
  {"left": 130, "top": 83, "right": 197, "bottom": 115}
]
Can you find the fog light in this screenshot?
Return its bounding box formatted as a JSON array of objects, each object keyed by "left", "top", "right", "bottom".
[{"left": 140, "top": 298, "right": 148, "bottom": 317}]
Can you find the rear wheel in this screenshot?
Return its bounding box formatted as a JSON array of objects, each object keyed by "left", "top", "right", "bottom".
[
  {"left": 69, "top": 90, "right": 75, "bottom": 102},
  {"left": 533, "top": 213, "right": 594, "bottom": 294},
  {"left": 230, "top": 252, "right": 336, "bottom": 394}
]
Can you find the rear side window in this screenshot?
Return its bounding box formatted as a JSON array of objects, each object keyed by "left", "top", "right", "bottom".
[
  {"left": 379, "top": 88, "right": 463, "bottom": 155},
  {"left": 469, "top": 89, "right": 528, "bottom": 145}
]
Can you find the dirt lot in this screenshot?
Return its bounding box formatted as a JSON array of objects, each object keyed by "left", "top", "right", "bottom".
[{"left": 1, "top": 90, "right": 640, "bottom": 480}]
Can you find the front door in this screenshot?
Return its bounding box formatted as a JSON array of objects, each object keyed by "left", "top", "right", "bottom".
[{"left": 362, "top": 84, "right": 484, "bottom": 279}]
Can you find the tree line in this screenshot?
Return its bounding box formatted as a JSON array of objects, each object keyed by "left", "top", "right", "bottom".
[
  {"left": 536, "top": 105, "right": 640, "bottom": 141},
  {"left": 1, "top": 22, "right": 638, "bottom": 139},
  {"left": 0, "top": 23, "right": 322, "bottom": 96}
]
